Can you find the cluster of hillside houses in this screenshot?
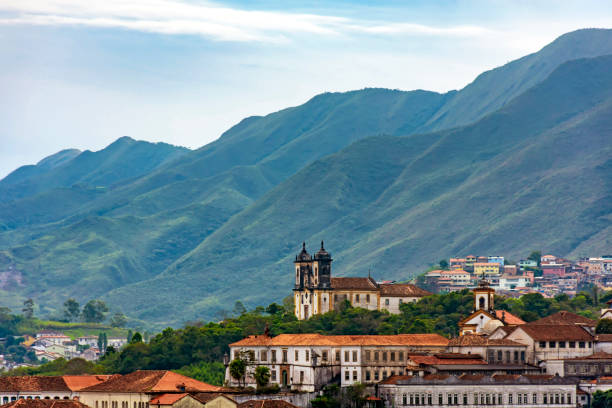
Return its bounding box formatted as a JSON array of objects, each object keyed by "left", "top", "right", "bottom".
[
  {"left": 0, "top": 332, "right": 128, "bottom": 371},
  {"left": 424, "top": 253, "right": 612, "bottom": 297}
]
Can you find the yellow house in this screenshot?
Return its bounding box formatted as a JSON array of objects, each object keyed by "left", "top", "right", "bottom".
[{"left": 473, "top": 262, "right": 500, "bottom": 276}]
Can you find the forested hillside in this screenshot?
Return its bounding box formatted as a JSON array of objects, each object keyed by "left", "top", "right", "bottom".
[{"left": 0, "top": 29, "right": 610, "bottom": 326}]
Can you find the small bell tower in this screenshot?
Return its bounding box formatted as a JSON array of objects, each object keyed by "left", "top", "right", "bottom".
[{"left": 473, "top": 279, "right": 495, "bottom": 312}]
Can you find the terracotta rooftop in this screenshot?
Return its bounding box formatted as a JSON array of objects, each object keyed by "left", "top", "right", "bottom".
[
  {"left": 230, "top": 333, "right": 449, "bottom": 347},
  {"left": 563, "top": 352, "right": 612, "bottom": 361},
  {"left": 379, "top": 374, "right": 573, "bottom": 385},
  {"left": 0, "top": 376, "right": 109, "bottom": 392},
  {"left": 0, "top": 400, "right": 89, "bottom": 408},
  {"left": 150, "top": 394, "right": 188, "bottom": 405},
  {"left": 494, "top": 310, "right": 525, "bottom": 325},
  {"left": 379, "top": 284, "right": 430, "bottom": 297},
  {"left": 529, "top": 311, "right": 596, "bottom": 326},
  {"left": 81, "top": 371, "right": 222, "bottom": 393},
  {"left": 330, "top": 277, "right": 377, "bottom": 290},
  {"left": 515, "top": 324, "right": 593, "bottom": 341},
  {"left": 237, "top": 400, "right": 298, "bottom": 408},
  {"left": 448, "top": 334, "right": 525, "bottom": 347},
  {"left": 408, "top": 354, "right": 486, "bottom": 366},
  {"left": 191, "top": 393, "right": 235, "bottom": 404},
  {"left": 596, "top": 334, "right": 612, "bottom": 342},
  {"left": 61, "top": 376, "right": 115, "bottom": 391}
]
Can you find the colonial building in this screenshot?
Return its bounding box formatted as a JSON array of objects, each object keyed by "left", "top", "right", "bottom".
[
  {"left": 293, "top": 242, "right": 430, "bottom": 320},
  {"left": 227, "top": 333, "right": 449, "bottom": 392},
  {"left": 457, "top": 280, "right": 524, "bottom": 335},
  {"left": 378, "top": 374, "right": 578, "bottom": 408}
]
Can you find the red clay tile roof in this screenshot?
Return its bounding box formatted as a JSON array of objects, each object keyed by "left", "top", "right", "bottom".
[
  {"left": 379, "top": 284, "right": 430, "bottom": 297},
  {"left": 0, "top": 400, "right": 89, "bottom": 408},
  {"left": 448, "top": 334, "right": 525, "bottom": 347},
  {"left": 529, "top": 311, "right": 596, "bottom": 326},
  {"left": 61, "top": 376, "right": 114, "bottom": 391},
  {"left": 80, "top": 371, "right": 222, "bottom": 393},
  {"left": 494, "top": 310, "right": 525, "bottom": 325},
  {"left": 237, "top": 400, "right": 298, "bottom": 408},
  {"left": 191, "top": 393, "right": 235, "bottom": 404},
  {"left": 330, "top": 277, "right": 377, "bottom": 290},
  {"left": 563, "top": 352, "right": 612, "bottom": 361},
  {"left": 596, "top": 334, "right": 612, "bottom": 342},
  {"left": 379, "top": 375, "right": 415, "bottom": 385},
  {"left": 0, "top": 377, "right": 70, "bottom": 392},
  {"left": 230, "top": 333, "right": 449, "bottom": 347},
  {"left": 408, "top": 354, "right": 486, "bottom": 366},
  {"left": 516, "top": 324, "right": 593, "bottom": 341},
  {"left": 150, "top": 394, "right": 189, "bottom": 405}
]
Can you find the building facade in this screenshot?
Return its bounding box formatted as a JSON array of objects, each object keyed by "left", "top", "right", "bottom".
[
  {"left": 227, "top": 333, "right": 449, "bottom": 392},
  {"left": 378, "top": 374, "right": 577, "bottom": 408}
]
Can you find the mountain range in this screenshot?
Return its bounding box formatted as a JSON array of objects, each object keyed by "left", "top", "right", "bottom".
[{"left": 1, "top": 28, "right": 611, "bottom": 327}]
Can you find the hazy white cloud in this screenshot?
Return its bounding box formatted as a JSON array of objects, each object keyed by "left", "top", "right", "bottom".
[{"left": 0, "top": 0, "right": 491, "bottom": 42}]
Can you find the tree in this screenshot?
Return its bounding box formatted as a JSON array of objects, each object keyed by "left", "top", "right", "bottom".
[
  {"left": 130, "top": 332, "right": 143, "bottom": 343},
  {"left": 592, "top": 390, "right": 612, "bottom": 408},
  {"left": 233, "top": 301, "right": 246, "bottom": 316},
  {"left": 438, "top": 259, "right": 449, "bottom": 270},
  {"left": 82, "top": 300, "right": 109, "bottom": 323},
  {"left": 597, "top": 319, "right": 612, "bottom": 334},
  {"left": 254, "top": 366, "right": 271, "bottom": 388},
  {"left": 527, "top": 250, "right": 542, "bottom": 266},
  {"left": 265, "top": 303, "right": 282, "bottom": 315},
  {"left": 229, "top": 358, "right": 246, "bottom": 387},
  {"left": 97, "top": 332, "right": 108, "bottom": 352},
  {"left": 63, "top": 298, "right": 80, "bottom": 322},
  {"left": 22, "top": 299, "right": 34, "bottom": 319},
  {"left": 127, "top": 330, "right": 133, "bottom": 343},
  {"left": 343, "top": 383, "right": 366, "bottom": 408},
  {"left": 110, "top": 312, "right": 127, "bottom": 328}
]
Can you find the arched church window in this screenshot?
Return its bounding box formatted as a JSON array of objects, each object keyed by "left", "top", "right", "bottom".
[{"left": 479, "top": 297, "right": 485, "bottom": 309}]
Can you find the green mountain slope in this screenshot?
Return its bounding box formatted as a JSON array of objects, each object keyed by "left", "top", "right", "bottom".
[
  {"left": 422, "top": 28, "right": 612, "bottom": 132},
  {"left": 1, "top": 29, "right": 611, "bottom": 325},
  {"left": 0, "top": 137, "right": 189, "bottom": 228},
  {"left": 104, "top": 55, "right": 612, "bottom": 325}
]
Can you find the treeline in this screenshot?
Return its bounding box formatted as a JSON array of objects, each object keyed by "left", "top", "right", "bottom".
[{"left": 4, "top": 289, "right": 611, "bottom": 384}]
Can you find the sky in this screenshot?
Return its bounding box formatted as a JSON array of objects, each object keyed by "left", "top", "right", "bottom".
[{"left": 1, "top": 0, "right": 611, "bottom": 178}]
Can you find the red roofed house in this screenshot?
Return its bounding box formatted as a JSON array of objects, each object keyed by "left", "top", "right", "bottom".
[
  {"left": 0, "top": 375, "right": 113, "bottom": 404},
  {"left": 78, "top": 371, "right": 223, "bottom": 408},
  {"left": 228, "top": 333, "right": 448, "bottom": 392},
  {"left": 292, "top": 242, "right": 430, "bottom": 320}
]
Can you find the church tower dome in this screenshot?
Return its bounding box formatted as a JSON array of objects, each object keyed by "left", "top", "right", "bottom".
[
  {"left": 314, "top": 240, "right": 331, "bottom": 260},
  {"left": 295, "top": 242, "right": 312, "bottom": 262}
]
